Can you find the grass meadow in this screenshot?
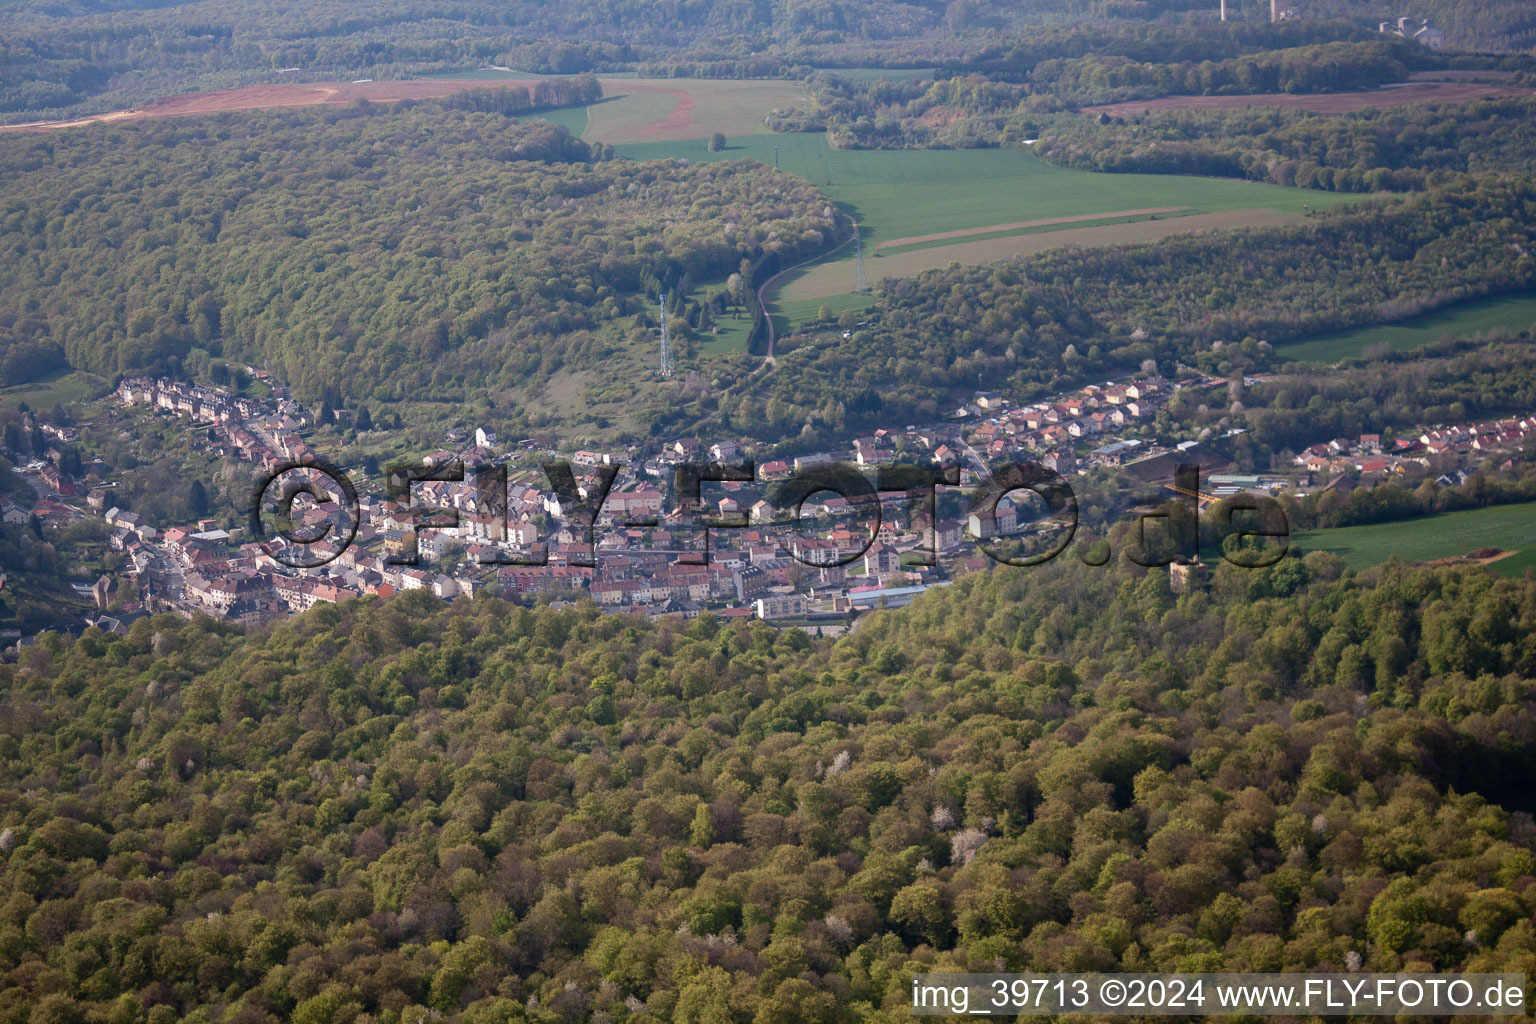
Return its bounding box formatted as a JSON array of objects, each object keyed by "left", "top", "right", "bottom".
[
  {"left": 1494, "top": 546, "right": 1536, "bottom": 578},
  {"left": 1294, "top": 502, "right": 1536, "bottom": 572},
  {"left": 1278, "top": 291, "right": 1536, "bottom": 363},
  {"left": 618, "top": 134, "right": 1356, "bottom": 325},
  {"left": 0, "top": 370, "right": 109, "bottom": 413}
]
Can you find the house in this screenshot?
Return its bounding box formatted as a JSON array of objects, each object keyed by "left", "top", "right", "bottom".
[
  {"left": 1170, "top": 559, "right": 1208, "bottom": 594},
  {"left": 967, "top": 504, "right": 1018, "bottom": 540},
  {"left": 474, "top": 426, "right": 497, "bottom": 448},
  {"left": 793, "top": 453, "right": 837, "bottom": 473},
  {"left": 789, "top": 537, "right": 840, "bottom": 566},
  {"left": 105, "top": 507, "right": 143, "bottom": 532},
  {"left": 38, "top": 466, "right": 74, "bottom": 496},
  {"left": 1322, "top": 474, "right": 1357, "bottom": 498},
  {"left": 733, "top": 565, "right": 768, "bottom": 601},
  {"left": 863, "top": 542, "right": 901, "bottom": 576},
  {"left": 1409, "top": 18, "right": 1445, "bottom": 46},
  {"left": 934, "top": 519, "right": 964, "bottom": 551},
  {"left": 754, "top": 593, "right": 807, "bottom": 620},
  {"left": 974, "top": 391, "right": 1005, "bottom": 411},
  {"left": 854, "top": 444, "right": 892, "bottom": 466},
  {"left": 605, "top": 487, "right": 664, "bottom": 521}
]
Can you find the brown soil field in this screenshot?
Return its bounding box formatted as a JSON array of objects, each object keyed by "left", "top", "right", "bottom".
[
  {"left": 1083, "top": 78, "right": 1531, "bottom": 118},
  {"left": 874, "top": 206, "right": 1191, "bottom": 250},
  {"left": 0, "top": 75, "right": 805, "bottom": 142},
  {"left": 1407, "top": 69, "right": 1521, "bottom": 82},
  {"left": 1424, "top": 548, "right": 1518, "bottom": 568},
  {"left": 631, "top": 87, "right": 697, "bottom": 139},
  {"left": 0, "top": 78, "right": 515, "bottom": 133},
  {"left": 580, "top": 78, "right": 805, "bottom": 143}
]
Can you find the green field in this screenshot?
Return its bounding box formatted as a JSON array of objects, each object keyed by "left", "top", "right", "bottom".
[
  {"left": 0, "top": 369, "right": 108, "bottom": 412},
  {"left": 777, "top": 293, "right": 876, "bottom": 324},
  {"left": 1279, "top": 290, "right": 1536, "bottom": 363},
  {"left": 1294, "top": 502, "right": 1536, "bottom": 572},
  {"left": 425, "top": 71, "right": 797, "bottom": 142},
  {"left": 690, "top": 284, "right": 755, "bottom": 356},
  {"left": 518, "top": 104, "right": 588, "bottom": 136},
  {"left": 619, "top": 135, "right": 1352, "bottom": 243},
  {"left": 1494, "top": 546, "right": 1536, "bottom": 578},
  {"left": 615, "top": 135, "right": 1354, "bottom": 334},
  {"left": 876, "top": 208, "right": 1205, "bottom": 255}
]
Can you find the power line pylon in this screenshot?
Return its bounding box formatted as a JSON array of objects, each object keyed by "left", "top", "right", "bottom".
[{"left": 658, "top": 291, "right": 673, "bottom": 377}]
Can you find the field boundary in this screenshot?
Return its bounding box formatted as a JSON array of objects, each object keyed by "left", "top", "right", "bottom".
[
  {"left": 875, "top": 206, "right": 1190, "bottom": 249},
  {"left": 1294, "top": 500, "right": 1536, "bottom": 572},
  {"left": 1278, "top": 290, "right": 1536, "bottom": 363},
  {"left": 1083, "top": 78, "right": 1532, "bottom": 118},
  {"left": 781, "top": 207, "right": 1301, "bottom": 303},
  {"left": 0, "top": 79, "right": 539, "bottom": 132},
  {"left": 756, "top": 226, "right": 859, "bottom": 362}
]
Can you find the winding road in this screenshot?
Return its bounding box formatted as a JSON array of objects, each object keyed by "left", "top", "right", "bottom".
[{"left": 753, "top": 220, "right": 862, "bottom": 367}]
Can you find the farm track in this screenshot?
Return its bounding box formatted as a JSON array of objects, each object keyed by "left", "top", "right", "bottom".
[
  {"left": 874, "top": 207, "right": 1190, "bottom": 250},
  {"left": 0, "top": 79, "right": 497, "bottom": 132},
  {"left": 754, "top": 224, "right": 860, "bottom": 367},
  {"left": 1083, "top": 76, "right": 1531, "bottom": 118},
  {"left": 782, "top": 207, "right": 1302, "bottom": 303}
]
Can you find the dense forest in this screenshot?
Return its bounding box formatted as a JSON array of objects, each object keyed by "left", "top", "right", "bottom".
[
  {"left": 765, "top": 38, "right": 1429, "bottom": 148},
  {"left": 1035, "top": 94, "right": 1536, "bottom": 191},
  {"left": 945, "top": 19, "right": 1390, "bottom": 79},
  {"left": 1028, "top": 40, "right": 1412, "bottom": 105},
  {"left": 0, "top": 99, "right": 840, "bottom": 411},
  {"left": 2, "top": 551, "right": 1535, "bottom": 1022},
  {"left": 1306, "top": 0, "right": 1536, "bottom": 54},
  {"left": 3, "top": 1, "right": 1536, "bottom": 1022},
  {"left": 0, "top": 0, "right": 1279, "bottom": 121},
  {"left": 4, "top": 0, "right": 1534, "bottom": 123}
]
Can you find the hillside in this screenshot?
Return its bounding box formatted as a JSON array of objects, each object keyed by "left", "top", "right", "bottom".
[
  {"left": 2, "top": 554, "right": 1535, "bottom": 1022},
  {"left": 0, "top": 101, "right": 839, "bottom": 429}
]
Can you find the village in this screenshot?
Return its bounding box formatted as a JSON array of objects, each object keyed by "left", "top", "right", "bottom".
[{"left": 5, "top": 365, "right": 1535, "bottom": 640}]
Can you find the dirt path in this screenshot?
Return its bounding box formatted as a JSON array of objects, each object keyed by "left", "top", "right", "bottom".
[
  {"left": 755, "top": 223, "right": 860, "bottom": 367},
  {"left": 875, "top": 207, "right": 1191, "bottom": 250},
  {"left": 1424, "top": 548, "right": 1519, "bottom": 568},
  {"left": 784, "top": 207, "right": 1301, "bottom": 303},
  {"left": 1084, "top": 79, "right": 1531, "bottom": 118}
]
